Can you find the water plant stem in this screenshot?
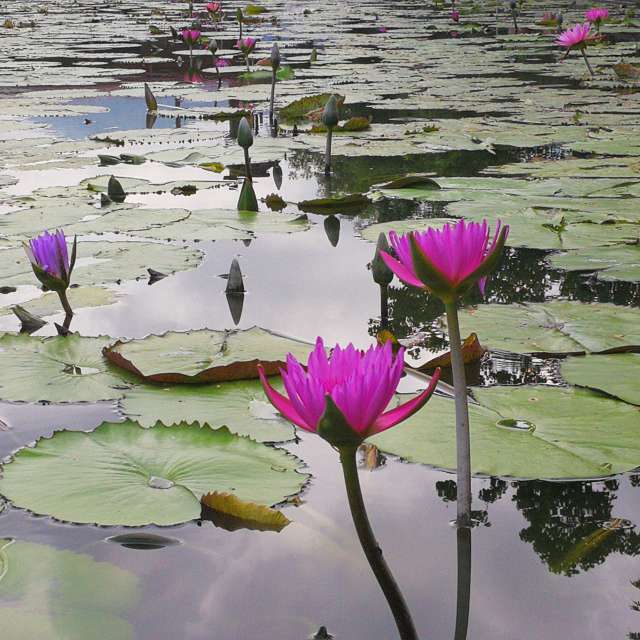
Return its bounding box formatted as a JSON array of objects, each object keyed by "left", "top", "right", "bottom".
[
  {"left": 243, "top": 147, "right": 252, "bottom": 182},
  {"left": 339, "top": 446, "right": 419, "bottom": 640},
  {"left": 511, "top": 11, "right": 518, "bottom": 33},
  {"left": 58, "top": 289, "right": 74, "bottom": 319},
  {"left": 454, "top": 527, "right": 471, "bottom": 640},
  {"left": 245, "top": 54, "right": 250, "bottom": 72},
  {"left": 445, "top": 301, "right": 472, "bottom": 528},
  {"left": 324, "top": 128, "right": 333, "bottom": 176},
  {"left": 270, "top": 71, "right": 277, "bottom": 116},
  {"left": 580, "top": 48, "right": 594, "bottom": 76}
]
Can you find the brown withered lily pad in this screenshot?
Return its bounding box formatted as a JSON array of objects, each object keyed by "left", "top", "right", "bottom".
[{"left": 103, "top": 326, "right": 314, "bottom": 384}]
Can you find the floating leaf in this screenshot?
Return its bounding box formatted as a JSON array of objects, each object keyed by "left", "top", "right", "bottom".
[
  {"left": 104, "top": 326, "right": 314, "bottom": 383},
  {"left": 561, "top": 354, "right": 640, "bottom": 406},
  {"left": 297, "top": 193, "right": 369, "bottom": 214},
  {"left": 119, "top": 378, "right": 295, "bottom": 441},
  {"left": 373, "top": 386, "right": 640, "bottom": 480},
  {"left": 201, "top": 491, "right": 290, "bottom": 531},
  {"left": 0, "top": 421, "right": 307, "bottom": 526},
  {"left": 453, "top": 301, "right": 640, "bottom": 355},
  {"left": 550, "top": 243, "right": 640, "bottom": 282},
  {"left": 418, "top": 333, "right": 486, "bottom": 371},
  {"left": 0, "top": 334, "right": 130, "bottom": 403},
  {"left": 279, "top": 93, "right": 345, "bottom": 121}
]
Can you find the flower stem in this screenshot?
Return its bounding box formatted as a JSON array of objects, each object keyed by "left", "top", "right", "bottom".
[
  {"left": 339, "top": 447, "right": 418, "bottom": 640},
  {"left": 270, "top": 71, "right": 277, "bottom": 116},
  {"left": 243, "top": 147, "right": 252, "bottom": 183},
  {"left": 57, "top": 289, "right": 74, "bottom": 319},
  {"left": 454, "top": 526, "right": 472, "bottom": 640},
  {"left": 324, "top": 128, "right": 333, "bottom": 176},
  {"left": 581, "top": 48, "right": 594, "bottom": 76},
  {"left": 444, "top": 301, "right": 472, "bottom": 528}
]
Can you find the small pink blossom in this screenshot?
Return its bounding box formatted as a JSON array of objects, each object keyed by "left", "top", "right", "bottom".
[
  {"left": 206, "top": 2, "right": 221, "bottom": 12},
  {"left": 259, "top": 338, "right": 440, "bottom": 443},
  {"left": 214, "top": 57, "right": 231, "bottom": 67},
  {"left": 555, "top": 22, "right": 593, "bottom": 49},
  {"left": 451, "top": 10, "right": 460, "bottom": 22},
  {"left": 584, "top": 7, "right": 608, "bottom": 24},
  {"left": 236, "top": 37, "right": 257, "bottom": 53},
  {"left": 378, "top": 25, "right": 388, "bottom": 33},
  {"left": 181, "top": 29, "right": 201, "bottom": 46}
]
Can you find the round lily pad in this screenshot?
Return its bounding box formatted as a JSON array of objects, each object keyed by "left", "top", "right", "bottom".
[
  {"left": 0, "top": 421, "right": 307, "bottom": 526},
  {"left": 561, "top": 354, "right": 640, "bottom": 406},
  {"left": 0, "top": 538, "right": 140, "bottom": 639},
  {"left": 0, "top": 334, "right": 130, "bottom": 403},
  {"left": 104, "top": 326, "right": 314, "bottom": 383},
  {"left": 372, "top": 386, "right": 640, "bottom": 480},
  {"left": 453, "top": 301, "right": 640, "bottom": 355},
  {"left": 120, "top": 378, "right": 295, "bottom": 442}
]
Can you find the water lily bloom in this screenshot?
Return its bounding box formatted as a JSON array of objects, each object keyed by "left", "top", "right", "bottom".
[
  {"left": 181, "top": 29, "right": 200, "bottom": 46},
  {"left": 451, "top": 10, "right": 460, "bottom": 22},
  {"left": 585, "top": 7, "right": 608, "bottom": 25},
  {"left": 380, "top": 219, "right": 508, "bottom": 303},
  {"left": 259, "top": 338, "right": 440, "bottom": 447},
  {"left": 206, "top": 2, "right": 221, "bottom": 12},
  {"left": 236, "top": 36, "right": 257, "bottom": 53},
  {"left": 24, "top": 230, "right": 77, "bottom": 317},
  {"left": 556, "top": 22, "right": 593, "bottom": 50}
]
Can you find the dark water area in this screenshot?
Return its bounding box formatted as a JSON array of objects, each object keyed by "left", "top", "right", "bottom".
[{"left": 2, "top": 2, "right": 640, "bottom": 640}]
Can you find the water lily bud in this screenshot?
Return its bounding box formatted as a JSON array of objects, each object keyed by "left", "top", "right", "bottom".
[
  {"left": 208, "top": 38, "right": 218, "bottom": 54},
  {"left": 270, "top": 43, "right": 281, "bottom": 70},
  {"left": 321, "top": 95, "right": 339, "bottom": 129},
  {"left": 226, "top": 258, "right": 245, "bottom": 293},
  {"left": 237, "top": 117, "right": 253, "bottom": 149},
  {"left": 371, "top": 233, "right": 394, "bottom": 286}
]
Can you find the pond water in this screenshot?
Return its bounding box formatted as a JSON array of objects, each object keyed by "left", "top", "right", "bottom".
[{"left": 0, "top": 1, "right": 640, "bottom": 639}]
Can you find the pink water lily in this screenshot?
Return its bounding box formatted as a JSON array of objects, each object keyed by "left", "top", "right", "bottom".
[
  {"left": 259, "top": 338, "right": 440, "bottom": 446},
  {"left": 556, "top": 22, "right": 593, "bottom": 49},
  {"left": 181, "top": 29, "right": 201, "bottom": 46},
  {"left": 206, "top": 2, "right": 221, "bottom": 12},
  {"left": 585, "top": 7, "right": 608, "bottom": 24},
  {"left": 236, "top": 36, "right": 257, "bottom": 53},
  {"left": 451, "top": 10, "right": 460, "bottom": 22},
  {"left": 380, "top": 219, "right": 508, "bottom": 302}
]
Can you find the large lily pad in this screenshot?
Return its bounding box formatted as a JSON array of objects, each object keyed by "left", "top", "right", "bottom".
[
  {"left": 0, "top": 334, "right": 129, "bottom": 403},
  {"left": 372, "top": 386, "right": 640, "bottom": 480},
  {"left": 0, "top": 538, "right": 140, "bottom": 640},
  {"left": 550, "top": 243, "right": 640, "bottom": 282},
  {"left": 119, "top": 378, "right": 295, "bottom": 442},
  {"left": 104, "top": 327, "right": 314, "bottom": 383},
  {"left": 0, "top": 421, "right": 307, "bottom": 526},
  {"left": 452, "top": 301, "right": 640, "bottom": 355},
  {"left": 561, "top": 354, "right": 640, "bottom": 406}
]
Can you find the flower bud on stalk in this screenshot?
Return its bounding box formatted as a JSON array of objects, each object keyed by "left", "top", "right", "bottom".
[{"left": 322, "top": 95, "right": 339, "bottom": 176}]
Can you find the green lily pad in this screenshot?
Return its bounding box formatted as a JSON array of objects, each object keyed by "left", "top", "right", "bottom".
[
  {"left": 453, "top": 301, "right": 640, "bottom": 355},
  {"left": 0, "top": 538, "right": 140, "bottom": 640},
  {"left": 119, "top": 378, "right": 295, "bottom": 442},
  {"left": 0, "top": 421, "right": 307, "bottom": 526},
  {"left": 104, "top": 326, "right": 314, "bottom": 383},
  {"left": 297, "top": 194, "right": 370, "bottom": 214},
  {"left": 0, "top": 334, "right": 129, "bottom": 403},
  {"left": 550, "top": 243, "right": 640, "bottom": 282},
  {"left": 561, "top": 354, "right": 640, "bottom": 406},
  {"left": 372, "top": 386, "right": 640, "bottom": 480},
  {"left": 0, "top": 241, "right": 203, "bottom": 288},
  {"left": 0, "top": 287, "right": 119, "bottom": 320}
]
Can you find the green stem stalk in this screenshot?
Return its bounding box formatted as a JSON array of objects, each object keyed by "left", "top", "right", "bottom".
[
  {"left": 58, "top": 289, "right": 74, "bottom": 319},
  {"left": 339, "top": 447, "right": 418, "bottom": 640},
  {"left": 270, "top": 71, "right": 277, "bottom": 116},
  {"left": 454, "top": 527, "right": 471, "bottom": 640},
  {"left": 243, "top": 147, "right": 252, "bottom": 182},
  {"left": 581, "top": 48, "right": 594, "bottom": 76},
  {"left": 324, "top": 128, "right": 333, "bottom": 176},
  {"left": 445, "top": 302, "right": 472, "bottom": 528}
]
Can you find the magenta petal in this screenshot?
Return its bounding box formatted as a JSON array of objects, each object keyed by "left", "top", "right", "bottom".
[
  {"left": 380, "top": 250, "right": 423, "bottom": 288},
  {"left": 368, "top": 368, "right": 441, "bottom": 436},
  {"left": 257, "top": 365, "right": 315, "bottom": 432}
]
